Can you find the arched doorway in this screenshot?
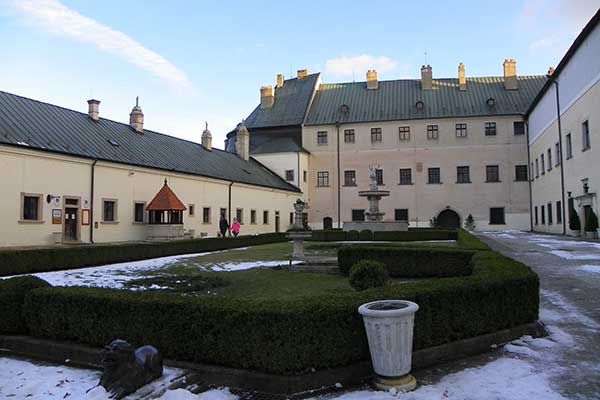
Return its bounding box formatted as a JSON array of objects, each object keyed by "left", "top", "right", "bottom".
[
  {"left": 323, "top": 216, "right": 333, "bottom": 230},
  {"left": 437, "top": 209, "right": 460, "bottom": 229}
]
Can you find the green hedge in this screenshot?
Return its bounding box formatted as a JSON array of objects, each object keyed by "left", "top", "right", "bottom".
[
  {"left": 338, "top": 246, "right": 475, "bottom": 277},
  {"left": 0, "top": 276, "right": 50, "bottom": 334},
  {"left": 457, "top": 228, "right": 490, "bottom": 250},
  {"left": 373, "top": 230, "right": 457, "bottom": 241},
  {"left": 0, "top": 233, "right": 287, "bottom": 277},
  {"left": 22, "top": 250, "right": 538, "bottom": 374},
  {"left": 308, "top": 229, "right": 347, "bottom": 242},
  {"left": 359, "top": 230, "right": 373, "bottom": 241}
]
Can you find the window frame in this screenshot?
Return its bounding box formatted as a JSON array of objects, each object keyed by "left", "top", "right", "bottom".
[
  {"left": 399, "top": 168, "right": 412, "bottom": 185},
  {"left": 343, "top": 170, "right": 357, "bottom": 186},
  {"left": 398, "top": 126, "right": 411, "bottom": 141},
  {"left": 428, "top": 167, "right": 441, "bottom": 184},
  {"left": 285, "top": 169, "right": 295, "bottom": 182},
  {"left": 371, "top": 127, "right": 382, "bottom": 143},
  {"left": 547, "top": 149, "right": 552, "bottom": 171},
  {"left": 534, "top": 206, "right": 538, "bottom": 225},
  {"left": 485, "top": 165, "right": 500, "bottom": 183},
  {"left": 344, "top": 129, "right": 355, "bottom": 143},
  {"left": 513, "top": 121, "right": 525, "bottom": 136},
  {"left": 547, "top": 202, "right": 553, "bottom": 225},
  {"left": 582, "top": 120, "right": 591, "bottom": 150},
  {"left": 484, "top": 122, "right": 497, "bottom": 136},
  {"left": 541, "top": 154, "right": 545, "bottom": 175},
  {"left": 133, "top": 201, "right": 146, "bottom": 223},
  {"left": 515, "top": 165, "right": 528, "bottom": 182},
  {"left": 456, "top": 166, "right": 471, "bottom": 184},
  {"left": 566, "top": 133, "right": 573, "bottom": 159},
  {"left": 489, "top": 207, "right": 506, "bottom": 225},
  {"left": 555, "top": 142, "right": 561, "bottom": 166},
  {"left": 375, "top": 169, "right": 384, "bottom": 185},
  {"left": 556, "top": 201, "right": 562, "bottom": 224},
  {"left": 20, "top": 192, "right": 43, "bottom": 223},
  {"left": 250, "top": 209, "right": 257, "bottom": 225},
  {"left": 202, "top": 207, "right": 211, "bottom": 224},
  {"left": 236, "top": 208, "right": 244, "bottom": 224},
  {"left": 188, "top": 203, "right": 195, "bottom": 217},
  {"left": 263, "top": 210, "right": 269, "bottom": 225},
  {"left": 317, "top": 171, "right": 330, "bottom": 187},
  {"left": 351, "top": 209, "right": 365, "bottom": 222},
  {"left": 102, "top": 198, "right": 118, "bottom": 223},
  {"left": 455, "top": 123, "right": 467, "bottom": 137},
  {"left": 427, "top": 124, "right": 439, "bottom": 140},
  {"left": 317, "top": 131, "right": 328, "bottom": 145},
  {"left": 394, "top": 208, "right": 409, "bottom": 222}
]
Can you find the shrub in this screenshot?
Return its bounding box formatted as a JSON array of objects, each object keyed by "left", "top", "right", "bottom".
[
  {"left": 347, "top": 230, "right": 360, "bottom": 241},
  {"left": 373, "top": 230, "right": 457, "bottom": 242},
  {"left": 0, "top": 275, "right": 50, "bottom": 334},
  {"left": 22, "top": 250, "right": 539, "bottom": 374},
  {"left": 464, "top": 214, "right": 476, "bottom": 231},
  {"left": 307, "top": 230, "right": 347, "bottom": 242},
  {"left": 0, "top": 233, "right": 287, "bottom": 277},
  {"left": 349, "top": 260, "right": 388, "bottom": 291},
  {"left": 359, "top": 230, "right": 373, "bottom": 241},
  {"left": 585, "top": 209, "right": 599, "bottom": 232},
  {"left": 457, "top": 228, "right": 490, "bottom": 250},
  {"left": 338, "top": 246, "right": 474, "bottom": 277},
  {"left": 569, "top": 208, "right": 581, "bottom": 231}
]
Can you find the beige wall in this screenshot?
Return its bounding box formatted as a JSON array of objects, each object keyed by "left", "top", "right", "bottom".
[
  {"left": 0, "top": 145, "right": 298, "bottom": 247},
  {"left": 252, "top": 152, "right": 309, "bottom": 197},
  {"left": 303, "top": 115, "right": 530, "bottom": 230}
]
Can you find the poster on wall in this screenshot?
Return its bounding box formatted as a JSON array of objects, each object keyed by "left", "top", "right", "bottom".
[
  {"left": 82, "top": 209, "right": 90, "bottom": 226},
  {"left": 52, "top": 209, "right": 62, "bottom": 224}
]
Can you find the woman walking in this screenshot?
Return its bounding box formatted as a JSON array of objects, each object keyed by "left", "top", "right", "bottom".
[
  {"left": 219, "top": 213, "right": 229, "bottom": 238},
  {"left": 231, "top": 217, "right": 241, "bottom": 237}
]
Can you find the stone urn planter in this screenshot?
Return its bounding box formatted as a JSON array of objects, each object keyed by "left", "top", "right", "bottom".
[{"left": 358, "top": 300, "right": 419, "bottom": 392}]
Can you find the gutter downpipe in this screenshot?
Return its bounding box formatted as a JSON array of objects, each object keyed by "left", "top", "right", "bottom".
[
  {"left": 525, "top": 122, "right": 533, "bottom": 232},
  {"left": 90, "top": 159, "right": 98, "bottom": 243},
  {"left": 228, "top": 181, "right": 234, "bottom": 235},
  {"left": 336, "top": 122, "right": 341, "bottom": 228},
  {"left": 551, "top": 79, "right": 567, "bottom": 235}
]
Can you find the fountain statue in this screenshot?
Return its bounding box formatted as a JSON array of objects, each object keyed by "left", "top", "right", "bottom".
[
  {"left": 287, "top": 199, "right": 312, "bottom": 258},
  {"left": 343, "top": 165, "right": 408, "bottom": 232}
]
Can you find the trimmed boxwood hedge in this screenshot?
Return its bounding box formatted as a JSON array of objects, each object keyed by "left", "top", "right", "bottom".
[
  {"left": 338, "top": 246, "right": 474, "bottom": 277},
  {"left": 21, "top": 250, "right": 538, "bottom": 374},
  {"left": 0, "top": 233, "right": 287, "bottom": 277},
  {"left": 0, "top": 276, "right": 50, "bottom": 334},
  {"left": 308, "top": 229, "right": 347, "bottom": 242},
  {"left": 307, "top": 228, "right": 458, "bottom": 242},
  {"left": 358, "top": 230, "right": 373, "bottom": 241},
  {"left": 457, "top": 228, "right": 490, "bottom": 250}
]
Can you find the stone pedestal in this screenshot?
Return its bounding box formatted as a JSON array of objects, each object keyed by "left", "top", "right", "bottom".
[
  {"left": 146, "top": 224, "right": 184, "bottom": 241},
  {"left": 288, "top": 231, "right": 312, "bottom": 257}
]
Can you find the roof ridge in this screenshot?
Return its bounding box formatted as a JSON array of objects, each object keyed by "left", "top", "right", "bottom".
[{"left": 320, "top": 75, "right": 547, "bottom": 86}]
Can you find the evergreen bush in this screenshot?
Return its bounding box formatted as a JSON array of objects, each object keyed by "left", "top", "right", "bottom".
[
  {"left": 0, "top": 275, "right": 50, "bottom": 334},
  {"left": 349, "top": 260, "right": 388, "bottom": 291},
  {"left": 346, "top": 230, "right": 360, "bottom": 241},
  {"left": 464, "top": 214, "right": 476, "bottom": 231},
  {"left": 585, "top": 209, "right": 599, "bottom": 232},
  {"left": 569, "top": 208, "right": 581, "bottom": 231},
  {"left": 358, "top": 229, "right": 373, "bottom": 241}
]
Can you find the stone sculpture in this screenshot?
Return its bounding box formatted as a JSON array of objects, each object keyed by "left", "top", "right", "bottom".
[{"left": 98, "top": 339, "right": 163, "bottom": 399}]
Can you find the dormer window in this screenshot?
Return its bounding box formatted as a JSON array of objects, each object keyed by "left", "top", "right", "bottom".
[
  {"left": 415, "top": 101, "right": 424, "bottom": 110},
  {"left": 486, "top": 98, "right": 496, "bottom": 108}
]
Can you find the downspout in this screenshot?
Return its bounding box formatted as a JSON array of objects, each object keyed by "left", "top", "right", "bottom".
[
  {"left": 336, "top": 122, "right": 341, "bottom": 228},
  {"left": 228, "top": 181, "right": 234, "bottom": 234},
  {"left": 551, "top": 80, "right": 567, "bottom": 235},
  {"left": 90, "top": 159, "right": 98, "bottom": 243},
  {"left": 525, "top": 122, "right": 533, "bottom": 232},
  {"left": 297, "top": 152, "right": 301, "bottom": 190}
]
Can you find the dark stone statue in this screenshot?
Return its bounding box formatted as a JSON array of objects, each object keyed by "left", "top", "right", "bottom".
[{"left": 98, "top": 339, "right": 163, "bottom": 399}]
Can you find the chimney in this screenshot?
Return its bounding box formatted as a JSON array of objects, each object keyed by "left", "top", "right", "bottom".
[
  {"left": 547, "top": 66, "right": 555, "bottom": 76},
  {"left": 201, "top": 121, "right": 212, "bottom": 151},
  {"left": 87, "top": 99, "right": 100, "bottom": 121},
  {"left": 297, "top": 69, "right": 308, "bottom": 79},
  {"left": 276, "top": 74, "right": 285, "bottom": 88},
  {"left": 366, "top": 69, "right": 378, "bottom": 90},
  {"left": 129, "top": 97, "right": 144, "bottom": 133},
  {"left": 503, "top": 59, "right": 518, "bottom": 90},
  {"left": 235, "top": 122, "right": 250, "bottom": 161},
  {"left": 260, "top": 86, "right": 275, "bottom": 109},
  {"left": 421, "top": 65, "right": 433, "bottom": 90},
  {"left": 458, "top": 63, "right": 467, "bottom": 91}
]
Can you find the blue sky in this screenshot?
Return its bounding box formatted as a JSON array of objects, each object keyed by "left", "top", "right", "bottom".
[{"left": 0, "top": 0, "right": 598, "bottom": 149}]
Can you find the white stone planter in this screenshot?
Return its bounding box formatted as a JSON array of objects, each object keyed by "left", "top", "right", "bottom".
[{"left": 358, "top": 300, "right": 419, "bottom": 392}]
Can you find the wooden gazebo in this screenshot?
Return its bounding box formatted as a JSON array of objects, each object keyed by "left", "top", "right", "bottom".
[{"left": 146, "top": 180, "right": 187, "bottom": 240}]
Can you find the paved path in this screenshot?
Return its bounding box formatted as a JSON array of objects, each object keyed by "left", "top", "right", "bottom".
[{"left": 477, "top": 231, "right": 600, "bottom": 399}]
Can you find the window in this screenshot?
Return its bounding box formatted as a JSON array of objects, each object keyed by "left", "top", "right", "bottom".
[
  {"left": 399, "top": 168, "right": 412, "bottom": 185},
  {"left": 428, "top": 167, "right": 441, "bottom": 184},
  {"left": 556, "top": 201, "right": 562, "bottom": 224},
  {"left": 457, "top": 166, "right": 470, "bottom": 183},
  {"left": 344, "top": 170, "right": 356, "bottom": 186},
  {"left": 289, "top": 212, "right": 294, "bottom": 225},
  {"left": 515, "top": 165, "right": 528, "bottom": 181},
  {"left": 399, "top": 126, "right": 410, "bottom": 141},
  {"left": 486, "top": 165, "right": 500, "bottom": 182},
  {"left": 582, "top": 120, "right": 591, "bottom": 150},
  {"left": 203, "top": 207, "right": 211, "bottom": 224},
  {"left": 317, "top": 131, "right": 328, "bottom": 145},
  {"left": 263, "top": 210, "right": 269, "bottom": 224},
  {"left": 566, "top": 133, "right": 573, "bottom": 159},
  {"left": 489, "top": 207, "right": 506, "bottom": 225},
  {"left": 514, "top": 121, "right": 525, "bottom": 135},
  {"left": 555, "top": 142, "right": 561, "bottom": 166},
  {"left": 534, "top": 206, "right": 538, "bottom": 225},
  {"left": 102, "top": 199, "right": 117, "bottom": 222},
  {"left": 541, "top": 154, "right": 545, "bottom": 175},
  {"left": 535, "top": 158, "right": 539, "bottom": 178},
  {"left": 236, "top": 208, "right": 243, "bottom": 224},
  {"left": 455, "top": 123, "right": 467, "bottom": 137},
  {"left": 541, "top": 205, "right": 546, "bottom": 225},
  {"left": 548, "top": 202, "right": 553, "bottom": 225},
  {"left": 188, "top": 204, "right": 195, "bottom": 217},
  {"left": 317, "top": 171, "right": 329, "bottom": 187},
  {"left": 395, "top": 209, "right": 409, "bottom": 221},
  {"left": 352, "top": 209, "right": 365, "bottom": 222},
  {"left": 547, "top": 149, "right": 552, "bottom": 171},
  {"left": 285, "top": 170, "right": 294, "bottom": 182},
  {"left": 427, "top": 125, "right": 439, "bottom": 140},
  {"left": 530, "top": 162, "right": 534, "bottom": 180},
  {"left": 344, "top": 129, "right": 355, "bottom": 143},
  {"left": 371, "top": 127, "right": 382, "bottom": 143},
  {"left": 21, "top": 193, "right": 42, "bottom": 221},
  {"left": 303, "top": 170, "right": 307, "bottom": 183},
  {"left": 484, "top": 122, "right": 497, "bottom": 136},
  {"left": 250, "top": 209, "right": 257, "bottom": 224},
  {"left": 375, "top": 169, "right": 384, "bottom": 185},
  {"left": 134, "top": 202, "right": 145, "bottom": 223}
]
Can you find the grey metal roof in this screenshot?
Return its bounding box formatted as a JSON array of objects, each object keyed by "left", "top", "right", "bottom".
[
  {"left": 0, "top": 90, "right": 300, "bottom": 193},
  {"left": 305, "top": 75, "right": 547, "bottom": 125},
  {"left": 244, "top": 73, "right": 320, "bottom": 128}
]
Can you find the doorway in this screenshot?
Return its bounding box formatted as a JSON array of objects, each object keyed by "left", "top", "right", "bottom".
[
  {"left": 275, "top": 211, "right": 280, "bottom": 233},
  {"left": 437, "top": 209, "right": 460, "bottom": 229},
  {"left": 63, "top": 197, "right": 80, "bottom": 242},
  {"left": 323, "top": 216, "right": 333, "bottom": 230}
]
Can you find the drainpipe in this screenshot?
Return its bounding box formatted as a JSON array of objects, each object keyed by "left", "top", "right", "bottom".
[
  {"left": 90, "top": 159, "right": 98, "bottom": 243},
  {"left": 228, "top": 181, "right": 234, "bottom": 235},
  {"left": 297, "top": 152, "right": 301, "bottom": 190},
  {"left": 336, "top": 122, "right": 341, "bottom": 228},
  {"left": 550, "top": 79, "right": 567, "bottom": 234},
  {"left": 525, "top": 122, "right": 533, "bottom": 232}
]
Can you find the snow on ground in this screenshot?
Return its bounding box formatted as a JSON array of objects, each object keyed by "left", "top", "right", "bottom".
[
  {"left": 549, "top": 250, "right": 600, "bottom": 260},
  {"left": 579, "top": 264, "right": 600, "bottom": 274},
  {"left": 1, "top": 247, "right": 293, "bottom": 289}
]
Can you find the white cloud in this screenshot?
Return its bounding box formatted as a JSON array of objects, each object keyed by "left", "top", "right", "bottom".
[
  {"left": 325, "top": 55, "right": 398, "bottom": 79},
  {"left": 4, "top": 0, "right": 190, "bottom": 87}
]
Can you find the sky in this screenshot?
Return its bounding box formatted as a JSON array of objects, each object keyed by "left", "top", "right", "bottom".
[{"left": 0, "top": 0, "right": 598, "bottom": 149}]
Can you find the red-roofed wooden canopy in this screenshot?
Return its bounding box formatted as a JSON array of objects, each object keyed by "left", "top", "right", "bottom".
[{"left": 146, "top": 179, "right": 187, "bottom": 211}]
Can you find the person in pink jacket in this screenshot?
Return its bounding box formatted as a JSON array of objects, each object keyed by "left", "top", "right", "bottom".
[{"left": 231, "top": 218, "right": 241, "bottom": 237}]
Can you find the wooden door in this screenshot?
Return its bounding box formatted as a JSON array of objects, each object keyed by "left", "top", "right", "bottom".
[{"left": 64, "top": 207, "right": 78, "bottom": 241}]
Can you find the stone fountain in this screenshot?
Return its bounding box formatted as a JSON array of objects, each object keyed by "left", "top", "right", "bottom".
[
  {"left": 343, "top": 165, "right": 408, "bottom": 232},
  {"left": 287, "top": 199, "right": 312, "bottom": 258}
]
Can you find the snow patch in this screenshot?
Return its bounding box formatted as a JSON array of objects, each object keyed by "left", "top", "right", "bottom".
[
  {"left": 579, "top": 264, "right": 600, "bottom": 273},
  {"left": 549, "top": 250, "right": 600, "bottom": 260}
]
